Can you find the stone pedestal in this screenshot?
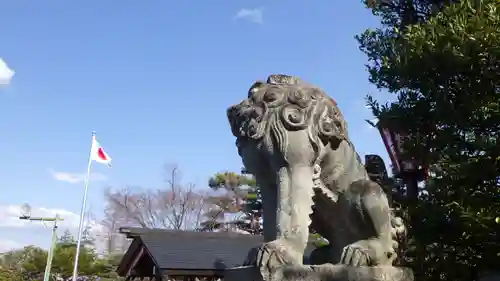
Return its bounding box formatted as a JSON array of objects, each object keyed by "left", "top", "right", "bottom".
[{"left": 224, "top": 265, "right": 413, "bottom": 281}]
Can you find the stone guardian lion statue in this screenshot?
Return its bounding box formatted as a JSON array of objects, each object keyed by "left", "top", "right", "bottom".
[{"left": 226, "top": 74, "right": 407, "bottom": 281}]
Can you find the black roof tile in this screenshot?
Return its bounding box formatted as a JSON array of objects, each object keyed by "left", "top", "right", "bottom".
[
  {"left": 140, "top": 230, "right": 263, "bottom": 270},
  {"left": 121, "top": 228, "right": 317, "bottom": 272}
]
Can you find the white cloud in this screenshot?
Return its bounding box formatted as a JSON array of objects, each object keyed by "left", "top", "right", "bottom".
[
  {"left": 0, "top": 204, "right": 82, "bottom": 228},
  {"left": 235, "top": 8, "right": 264, "bottom": 24},
  {"left": 0, "top": 58, "right": 14, "bottom": 86},
  {"left": 0, "top": 204, "right": 107, "bottom": 252},
  {"left": 0, "top": 238, "right": 23, "bottom": 252},
  {"left": 49, "top": 169, "right": 108, "bottom": 184},
  {"left": 0, "top": 204, "right": 105, "bottom": 234}
]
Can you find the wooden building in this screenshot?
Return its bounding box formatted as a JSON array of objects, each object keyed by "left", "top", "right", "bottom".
[
  {"left": 116, "top": 228, "right": 315, "bottom": 281},
  {"left": 116, "top": 228, "right": 262, "bottom": 281}
]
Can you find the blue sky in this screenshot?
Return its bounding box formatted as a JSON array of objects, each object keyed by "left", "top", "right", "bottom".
[{"left": 0, "top": 1, "right": 391, "bottom": 251}]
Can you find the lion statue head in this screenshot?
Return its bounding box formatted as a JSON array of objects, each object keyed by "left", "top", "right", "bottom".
[{"left": 227, "top": 74, "right": 353, "bottom": 191}]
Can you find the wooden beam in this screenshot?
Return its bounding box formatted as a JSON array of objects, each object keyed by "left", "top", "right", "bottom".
[
  {"left": 127, "top": 245, "right": 145, "bottom": 277},
  {"left": 117, "top": 238, "right": 142, "bottom": 276},
  {"left": 164, "top": 269, "right": 224, "bottom": 277}
]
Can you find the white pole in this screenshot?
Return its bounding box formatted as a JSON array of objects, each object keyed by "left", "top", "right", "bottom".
[{"left": 71, "top": 131, "right": 95, "bottom": 281}]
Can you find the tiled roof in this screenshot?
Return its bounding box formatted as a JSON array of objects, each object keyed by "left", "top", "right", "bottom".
[
  {"left": 119, "top": 228, "right": 316, "bottom": 273},
  {"left": 140, "top": 230, "right": 264, "bottom": 270}
]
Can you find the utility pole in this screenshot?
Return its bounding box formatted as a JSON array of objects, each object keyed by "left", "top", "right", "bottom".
[{"left": 19, "top": 203, "right": 64, "bottom": 281}]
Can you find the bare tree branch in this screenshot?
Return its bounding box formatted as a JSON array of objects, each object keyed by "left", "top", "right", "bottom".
[{"left": 102, "top": 164, "right": 208, "bottom": 234}]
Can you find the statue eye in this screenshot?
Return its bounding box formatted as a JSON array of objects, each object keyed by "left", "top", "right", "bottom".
[
  {"left": 248, "top": 82, "right": 264, "bottom": 98},
  {"left": 259, "top": 87, "right": 285, "bottom": 107},
  {"left": 264, "top": 91, "right": 277, "bottom": 102}
]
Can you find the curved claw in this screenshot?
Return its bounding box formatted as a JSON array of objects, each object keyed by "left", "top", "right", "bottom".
[{"left": 340, "top": 245, "right": 370, "bottom": 266}]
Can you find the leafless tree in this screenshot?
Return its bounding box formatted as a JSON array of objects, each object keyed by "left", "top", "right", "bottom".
[
  {"left": 101, "top": 202, "right": 126, "bottom": 254},
  {"left": 103, "top": 164, "right": 208, "bottom": 233}
]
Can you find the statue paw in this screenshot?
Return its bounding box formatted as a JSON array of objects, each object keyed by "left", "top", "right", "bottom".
[
  {"left": 340, "top": 239, "right": 396, "bottom": 266},
  {"left": 244, "top": 240, "right": 300, "bottom": 280},
  {"left": 340, "top": 243, "right": 370, "bottom": 266}
]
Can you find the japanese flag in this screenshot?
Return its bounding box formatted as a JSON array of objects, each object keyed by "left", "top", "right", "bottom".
[{"left": 91, "top": 136, "right": 112, "bottom": 167}]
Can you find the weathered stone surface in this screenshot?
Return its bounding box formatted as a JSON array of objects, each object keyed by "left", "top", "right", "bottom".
[
  {"left": 225, "top": 265, "right": 413, "bottom": 281},
  {"left": 225, "top": 74, "right": 413, "bottom": 281}
]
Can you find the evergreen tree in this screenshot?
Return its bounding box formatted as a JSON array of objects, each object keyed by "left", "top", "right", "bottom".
[
  {"left": 0, "top": 268, "right": 22, "bottom": 281},
  {"left": 238, "top": 168, "right": 262, "bottom": 234},
  {"left": 58, "top": 229, "right": 75, "bottom": 247},
  {"left": 358, "top": 0, "right": 500, "bottom": 279},
  {"left": 201, "top": 170, "right": 262, "bottom": 234},
  {"left": 52, "top": 241, "right": 97, "bottom": 279}
]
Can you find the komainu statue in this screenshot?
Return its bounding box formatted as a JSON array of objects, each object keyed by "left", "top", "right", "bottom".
[{"left": 225, "top": 74, "right": 412, "bottom": 281}]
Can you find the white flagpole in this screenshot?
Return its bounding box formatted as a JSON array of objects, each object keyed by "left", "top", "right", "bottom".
[{"left": 71, "top": 131, "right": 96, "bottom": 281}]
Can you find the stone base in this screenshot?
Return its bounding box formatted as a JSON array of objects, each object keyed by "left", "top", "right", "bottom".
[{"left": 224, "top": 265, "right": 413, "bottom": 281}]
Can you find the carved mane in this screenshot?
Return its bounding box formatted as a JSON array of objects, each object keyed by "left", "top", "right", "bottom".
[{"left": 228, "top": 74, "right": 363, "bottom": 167}]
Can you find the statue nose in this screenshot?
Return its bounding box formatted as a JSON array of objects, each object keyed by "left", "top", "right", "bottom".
[
  {"left": 227, "top": 104, "right": 241, "bottom": 120},
  {"left": 228, "top": 100, "right": 252, "bottom": 119}
]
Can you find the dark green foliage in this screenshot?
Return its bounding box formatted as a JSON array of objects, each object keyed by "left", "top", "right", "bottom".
[
  {"left": 358, "top": 0, "right": 500, "bottom": 280},
  {"left": 20, "top": 246, "right": 47, "bottom": 275},
  {"left": 57, "top": 229, "right": 76, "bottom": 247},
  {"left": 0, "top": 234, "right": 119, "bottom": 280},
  {"left": 0, "top": 268, "right": 22, "bottom": 281},
  {"left": 201, "top": 170, "right": 262, "bottom": 234},
  {"left": 240, "top": 168, "right": 263, "bottom": 234}
]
